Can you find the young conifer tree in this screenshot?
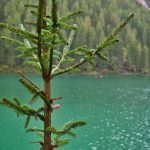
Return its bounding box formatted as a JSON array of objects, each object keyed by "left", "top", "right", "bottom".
[{"left": 0, "top": 0, "right": 134, "bottom": 150}]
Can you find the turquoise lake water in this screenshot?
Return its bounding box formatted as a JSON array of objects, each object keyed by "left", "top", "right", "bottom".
[{"left": 0, "top": 74, "right": 150, "bottom": 150}]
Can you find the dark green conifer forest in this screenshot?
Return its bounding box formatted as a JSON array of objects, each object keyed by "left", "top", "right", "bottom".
[{"left": 0, "top": 0, "right": 150, "bottom": 73}]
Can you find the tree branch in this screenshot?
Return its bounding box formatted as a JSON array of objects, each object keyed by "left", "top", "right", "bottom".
[
  {"left": 52, "top": 12, "right": 134, "bottom": 78},
  {"left": 96, "top": 12, "right": 135, "bottom": 52},
  {"left": 52, "top": 26, "right": 77, "bottom": 74},
  {"left": 0, "top": 98, "right": 44, "bottom": 121},
  {"left": 52, "top": 59, "right": 86, "bottom": 77},
  {"left": 17, "top": 71, "right": 40, "bottom": 90}
]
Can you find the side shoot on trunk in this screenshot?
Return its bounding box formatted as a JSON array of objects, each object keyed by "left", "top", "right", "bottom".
[{"left": 0, "top": 0, "right": 134, "bottom": 150}]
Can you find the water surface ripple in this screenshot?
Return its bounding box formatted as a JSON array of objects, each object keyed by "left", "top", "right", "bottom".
[{"left": 0, "top": 74, "right": 150, "bottom": 150}]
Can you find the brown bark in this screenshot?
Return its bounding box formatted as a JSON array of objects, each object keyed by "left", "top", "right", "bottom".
[
  {"left": 44, "top": 76, "right": 52, "bottom": 150},
  {"left": 42, "top": 0, "right": 57, "bottom": 149}
]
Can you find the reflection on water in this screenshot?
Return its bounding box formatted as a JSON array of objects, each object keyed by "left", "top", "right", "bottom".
[{"left": 0, "top": 75, "right": 150, "bottom": 150}]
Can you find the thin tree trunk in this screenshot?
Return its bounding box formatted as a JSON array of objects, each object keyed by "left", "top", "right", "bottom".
[
  {"left": 44, "top": 76, "right": 52, "bottom": 150},
  {"left": 42, "top": 0, "right": 57, "bottom": 149}
]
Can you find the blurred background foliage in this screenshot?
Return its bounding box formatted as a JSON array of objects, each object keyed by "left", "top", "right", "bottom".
[{"left": 0, "top": 0, "right": 150, "bottom": 74}]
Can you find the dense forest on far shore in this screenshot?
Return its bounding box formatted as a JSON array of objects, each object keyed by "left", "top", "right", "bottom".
[{"left": 0, "top": 0, "right": 150, "bottom": 74}]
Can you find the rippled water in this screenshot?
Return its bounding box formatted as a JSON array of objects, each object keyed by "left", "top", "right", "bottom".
[{"left": 0, "top": 74, "right": 150, "bottom": 150}]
